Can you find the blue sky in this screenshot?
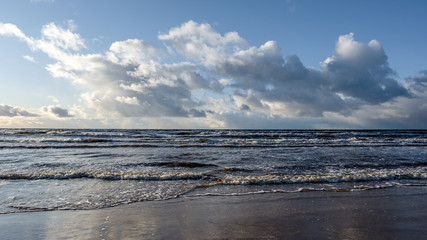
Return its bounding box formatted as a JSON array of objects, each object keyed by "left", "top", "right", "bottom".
[{"left": 0, "top": 0, "right": 426, "bottom": 128}]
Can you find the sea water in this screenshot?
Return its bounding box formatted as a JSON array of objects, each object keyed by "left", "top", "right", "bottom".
[{"left": 0, "top": 129, "right": 426, "bottom": 214}]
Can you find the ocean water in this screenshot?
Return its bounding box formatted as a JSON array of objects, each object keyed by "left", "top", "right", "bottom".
[{"left": 0, "top": 129, "right": 426, "bottom": 214}]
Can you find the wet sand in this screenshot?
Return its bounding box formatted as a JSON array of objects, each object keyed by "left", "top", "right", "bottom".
[{"left": 1, "top": 186, "right": 426, "bottom": 239}]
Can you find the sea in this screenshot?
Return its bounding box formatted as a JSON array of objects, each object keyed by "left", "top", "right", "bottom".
[{"left": 0, "top": 129, "right": 426, "bottom": 214}]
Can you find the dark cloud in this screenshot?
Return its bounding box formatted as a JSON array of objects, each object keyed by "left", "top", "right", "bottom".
[
  {"left": 0, "top": 104, "right": 39, "bottom": 117},
  {"left": 189, "top": 109, "right": 206, "bottom": 117},
  {"left": 213, "top": 111, "right": 355, "bottom": 129},
  {"left": 407, "top": 70, "right": 427, "bottom": 92},
  {"left": 240, "top": 104, "right": 250, "bottom": 111},
  {"left": 214, "top": 33, "right": 409, "bottom": 118},
  {"left": 322, "top": 33, "right": 410, "bottom": 104},
  {"left": 42, "top": 106, "right": 74, "bottom": 118}
]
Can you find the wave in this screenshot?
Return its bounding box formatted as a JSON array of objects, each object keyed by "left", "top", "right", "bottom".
[
  {"left": 2, "top": 129, "right": 426, "bottom": 140},
  {"left": 2, "top": 169, "right": 426, "bottom": 214},
  {"left": 274, "top": 161, "right": 427, "bottom": 171},
  {"left": 4, "top": 181, "right": 419, "bottom": 215},
  {"left": 0, "top": 144, "right": 158, "bottom": 149},
  {"left": 1, "top": 142, "right": 425, "bottom": 149},
  {"left": 2, "top": 129, "right": 426, "bottom": 148},
  {"left": 83, "top": 138, "right": 112, "bottom": 143},
  {"left": 30, "top": 162, "right": 68, "bottom": 168},
  {"left": 2, "top": 167, "right": 426, "bottom": 183},
  {"left": 0, "top": 171, "right": 209, "bottom": 181},
  {"left": 187, "top": 184, "right": 398, "bottom": 198},
  {"left": 219, "top": 170, "right": 427, "bottom": 185},
  {"left": 146, "top": 161, "right": 217, "bottom": 168},
  {"left": 119, "top": 161, "right": 217, "bottom": 168},
  {"left": 213, "top": 167, "right": 255, "bottom": 173}
]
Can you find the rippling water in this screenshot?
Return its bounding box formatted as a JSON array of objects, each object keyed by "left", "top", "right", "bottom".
[{"left": 0, "top": 129, "right": 426, "bottom": 213}]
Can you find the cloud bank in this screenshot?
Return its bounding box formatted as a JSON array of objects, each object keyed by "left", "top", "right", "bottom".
[
  {"left": 0, "top": 104, "right": 39, "bottom": 117},
  {"left": 0, "top": 20, "right": 425, "bottom": 128}
]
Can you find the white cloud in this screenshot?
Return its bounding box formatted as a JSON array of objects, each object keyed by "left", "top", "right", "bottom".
[
  {"left": 1, "top": 20, "right": 424, "bottom": 128},
  {"left": 115, "top": 96, "right": 139, "bottom": 105},
  {"left": 119, "top": 83, "right": 144, "bottom": 93},
  {"left": 48, "top": 95, "right": 59, "bottom": 103},
  {"left": 39, "top": 21, "right": 85, "bottom": 51},
  {"left": 159, "top": 20, "right": 249, "bottom": 65},
  {"left": 23, "top": 55, "right": 36, "bottom": 63},
  {"left": 1, "top": 21, "right": 85, "bottom": 59},
  {"left": 109, "top": 39, "right": 162, "bottom": 65},
  {"left": 0, "top": 22, "right": 24, "bottom": 38}
]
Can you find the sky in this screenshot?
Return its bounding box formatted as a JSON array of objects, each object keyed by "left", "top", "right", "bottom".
[{"left": 0, "top": 0, "right": 426, "bottom": 129}]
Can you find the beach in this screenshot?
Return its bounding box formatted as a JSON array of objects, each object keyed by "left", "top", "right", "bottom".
[
  {"left": 1, "top": 186, "right": 426, "bottom": 240},
  {"left": 1, "top": 129, "right": 426, "bottom": 239},
  {"left": 1, "top": 0, "right": 426, "bottom": 237}
]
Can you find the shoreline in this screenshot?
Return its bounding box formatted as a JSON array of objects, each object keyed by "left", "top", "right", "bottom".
[{"left": 1, "top": 186, "right": 427, "bottom": 239}]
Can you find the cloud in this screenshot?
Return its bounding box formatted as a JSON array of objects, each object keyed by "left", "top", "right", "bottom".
[
  {"left": 321, "top": 33, "right": 409, "bottom": 104},
  {"left": 407, "top": 70, "right": 427, "bottom": 92},
  {"left": 0, "top": 104, "right": 39, "bottom": 117},
  {"left": 0, "top": 20, "right": 84, "bottom": 58},
  {"left": 159, "top": 20, "right": 249, "bottom": 65},
  {"left": 0, "top": 21, "right": 207, "bottom": 118},
  {"left": 23, "top": 55, "right": 36, "bottom": 63},
  {"left": 0, "top": 22, "right": 30, "bottom": 41},
  {"left": 1, "top": 20, "right": 424, "bottom": 128},
  {"left": 48, "top": 95, "right": 59, "bottom": 103},
  {"left": 39, "top": 21, "right": 85, "bottom": 51},
  {"left": 115, "top": 96, "right": 139, "bottom": 105},
  {"left": 109, "top": 39, "right": 162, "bottom": 65},
  {"left": 42, "top": 105, "right": 74, "bottom": 118},
  {"left": 214, "top": 33, "right": 409, "bottom": 117}
]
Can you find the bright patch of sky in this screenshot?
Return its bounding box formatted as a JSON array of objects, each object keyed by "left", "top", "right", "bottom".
[{"left": 0, "top": 0, "right": 426, "bottom": 129}]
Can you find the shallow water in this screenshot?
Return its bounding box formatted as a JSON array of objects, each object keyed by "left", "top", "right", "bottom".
[{"left": 0, "top": 129, "right": 426, "bottom": 213}]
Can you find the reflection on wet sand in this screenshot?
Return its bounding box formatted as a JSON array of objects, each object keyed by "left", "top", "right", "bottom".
[{"left": 1, "top": 187, "right": 426, "bottom": 239}]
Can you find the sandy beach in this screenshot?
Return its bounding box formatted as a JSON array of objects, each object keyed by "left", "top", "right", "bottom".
[{"left": 1, "top": 186, "right": 426, "bottom": 240}]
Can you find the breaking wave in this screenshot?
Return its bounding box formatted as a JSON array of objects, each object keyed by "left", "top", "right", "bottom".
[{"left": 1, "top": 167, "right": 425, "bottom": 183}]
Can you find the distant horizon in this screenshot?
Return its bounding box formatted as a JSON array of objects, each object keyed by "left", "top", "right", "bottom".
[
  {"left": 1, "top": 1, "right": 426, "bottom": 129},
  {"left": 1, "top": 128, "right": 425, "bottom": 131}
]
